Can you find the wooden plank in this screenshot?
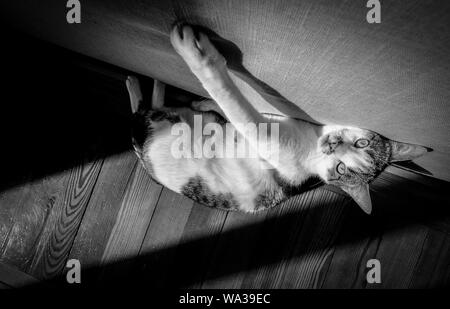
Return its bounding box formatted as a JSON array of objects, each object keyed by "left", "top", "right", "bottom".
[
  {"left": 278, "top": 190, "right": 348, "bottom": 288},
  {"left": 227, "top": 197, "right": 307, "bottom": 289},
  {"left": 93, "top": 188, "right": 228, "bottom": 288},
  {"left": 0, "top": 172, "right": 66, "bottom": 272},
  {"left": 67, "top": 152, "right": 138, "bottom": 284},
  {"left": 365, "top": 224, "right": 428, "bottom": 289},
  {"left": 0, "top": 176, "right": 30, "bottom": 257},
  {"left": 202, "top": 188, "right": 348, "bottom": 289},
  {"left": 0, "top": 262, "right": 39, "bottom": 288},
  {"left": 322, "top": 200, "right": 430, "bottom": 288},
  {"left": 370, "top": 171, "right": 450, "bottom": 234},
  {"left": 165, "top": 203, "right": 228, "bottom": 288},
  {"left": 201, "top": 208, "right": 270, "bottom": 288},
  {"left": 135, "top": 188, "right": 194, "bottom": 287},
  {"left": 240, "top": 189, "right": 348, "bottom": 288},
  {"left": 409, "top": 228, "right": 450, "bottom": 288},
  {"left": 26, "top": 158, "right": 104, "bottom": 280},
  {"left": 321, "top": 207, "right": 376, "bottom": 289},
  {"left": 322, "top": 167, "right": 450, "bottom": 289},
  {"left": 94, "top": 163, "right": 163, "bottom": 283}
]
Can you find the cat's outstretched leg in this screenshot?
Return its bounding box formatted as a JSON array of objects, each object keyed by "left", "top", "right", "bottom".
[
  {"left": 170, "top": 23, "right": 280, "bottom": 163},
  {"left": 126, "top": 76, "right": 143, "bottom": 114},
  {"left": 170, "top": 24, "right": 265, "bottom": 128}
]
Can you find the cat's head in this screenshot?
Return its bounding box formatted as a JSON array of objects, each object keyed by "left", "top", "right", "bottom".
[{"left": 316, "top": 126, "right": 430, "bottom": 214}]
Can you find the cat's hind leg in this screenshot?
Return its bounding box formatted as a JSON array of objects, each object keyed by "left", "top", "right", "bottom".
[
  {"left": 126, "top": 76, "right": 143, "bottom": 114},
  {"left": 151, "top": 79, "right": 166, "bottom": 109},
  {"left": 126, "top": 76, "right": 167, "bottom": 113},
  {"left": 191, "top": 99, "right": 227, "bottom": 121}
]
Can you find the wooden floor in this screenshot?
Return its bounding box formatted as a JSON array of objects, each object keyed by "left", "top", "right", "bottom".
[{"left": 0, "top": 31, "right": 449, "bottom": 289}]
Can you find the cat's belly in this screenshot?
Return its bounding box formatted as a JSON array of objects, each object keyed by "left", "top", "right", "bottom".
[{"left": 143, "top": 129, "right": 286, "bottom": 212}]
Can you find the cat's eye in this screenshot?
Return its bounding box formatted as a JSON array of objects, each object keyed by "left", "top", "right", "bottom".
[
  {"left": 354, "top": 138, "right": 369, "bottom": 148},
  {"left": 336, "top": 162, "right": 346, "bottom": 175}
]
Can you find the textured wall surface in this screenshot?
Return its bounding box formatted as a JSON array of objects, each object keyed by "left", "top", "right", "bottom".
[{"left": 1, "top": 0, "right": 449, "bottom": 180}]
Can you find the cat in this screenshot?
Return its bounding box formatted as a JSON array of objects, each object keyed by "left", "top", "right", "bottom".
[{"left": 126, "top": 23, "right": 430, "bottom": 214}]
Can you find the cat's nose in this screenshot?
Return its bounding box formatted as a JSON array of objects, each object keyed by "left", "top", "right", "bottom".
[
  {"left": 322, "top": 141, "right": 339, "bottom": 155},
  {"left": 328, "top": 140, "right": 342, "bottom": 153},
  {"left": 329, "top": 142, "right": 338, "bottom": 152}
]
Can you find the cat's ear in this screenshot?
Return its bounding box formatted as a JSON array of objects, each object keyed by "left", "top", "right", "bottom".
[
  {"left": 389, "top": 141, "right": 430, "bottom": 162},
  {"left": 341, "top": 184, "right": 372, "bottom": 214}
]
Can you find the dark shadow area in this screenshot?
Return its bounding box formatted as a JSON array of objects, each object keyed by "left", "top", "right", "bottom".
[
  {"left": 0, "top": 25, "right": 134, "bottom": 192},
  {"left": 0, "top": 25, "right": 199, "bottom": 193}
]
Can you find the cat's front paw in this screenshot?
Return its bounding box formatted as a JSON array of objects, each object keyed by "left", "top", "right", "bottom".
[{"left": 170, "top": 23, "right": 226, "bottom": 74}]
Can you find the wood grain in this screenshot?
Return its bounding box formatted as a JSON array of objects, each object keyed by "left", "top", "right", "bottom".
[
  {"left": 370, "top": 171, "right": 450, "bottom": 233},
  {"left": 409, "top": 228, "right": 450, "bottom": 288},
  {"left": 241, "top": 189, "right": 349, "bottom": 288},
  {"left": 201, "top": 188, "right": 348, "bottom": 289},
  {"left": 94, "top": 163, "right": 163, "bottom": 284},
  {"left": 0, "top": 262, "right": 39, "bottom": 288},
  {"left": 67, "top": 152, "right": 138, "bottom": 284},
  {"left": 321, "top": 208, "right": 377, "bottom": 289},
  {"left": 322, "top": 188, "right": 434, "bottom": 288},
  {"left": 137, "top": 188, "right": 194, "bottom": 287},
  {"left": 27, "top": 158, "right": 103, "bottom": 280},
  {"left": 100, "top": 164, "right": 162, "bottom": 263},
  {"left": 364, "top": 225, "right": 429, "bottom": 289},
  {"left": 0, "top": 171, "right": 68, "bottom": 272},
  {"left": 279, "top": 191, "right": 348, "bottom": 288},
  {"left": 202, "top": 210, "right": 268, "bottom": 289},
  {"left": 167, "top": 203, "right": 228, "bottom": 288},
  {"left": 0, "top": 182, "right": 50, "bottom": 271}
]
